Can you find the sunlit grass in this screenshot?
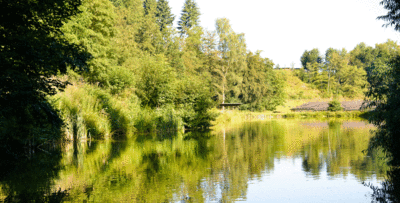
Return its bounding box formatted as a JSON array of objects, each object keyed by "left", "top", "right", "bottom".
[{"left": 52, "top": 80, "right": 187, "bottom": 141}]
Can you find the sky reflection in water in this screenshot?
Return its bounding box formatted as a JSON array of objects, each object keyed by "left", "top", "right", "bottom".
[{"left": 0, "top": 119, "right": 386, "bottom": 202}]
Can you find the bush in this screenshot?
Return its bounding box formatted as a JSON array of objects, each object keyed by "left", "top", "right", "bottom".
[{"left": 328, "top": 100, "right": 343, "bottom": 111}]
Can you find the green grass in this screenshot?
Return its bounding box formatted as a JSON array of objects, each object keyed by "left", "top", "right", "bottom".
[
  {"left": 283, "top": 111, "right": 370, "bottom": 119},
  {"left": 212, "top": 109, "right": 371, "bottom": 131},
  {"left": 276, "top": 69, "right": 322, "bottom": 100},
  {"left": 52, "top": 81, "right": 187, "bottom": 141}
]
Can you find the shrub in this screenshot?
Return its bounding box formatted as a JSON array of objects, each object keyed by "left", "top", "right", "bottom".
[{"left": 328, "top": 100, "right": 343, "bottom": 111}]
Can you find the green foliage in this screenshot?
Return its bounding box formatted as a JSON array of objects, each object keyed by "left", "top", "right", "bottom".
[
  {"left": 296, "top": 44, "right": 374, "bottom": 99},
  {"left": 338, "top": 65, "right": 368, "bottom": 98},
  {"left": 0, "top": 0, "right": 90, "bottom": 149},
  {"left": 134, "top": 107, "right": 157, "bottom": 133},
  {"left": 349, "top": 42, "right": 375, "bottom": 70},
  {"left": 327, "top": 100, "right": 343, "bottom": 112},
  {"left": 135, "top": 54, "right": 175, "bottom": 108},
  {"left": 111, "top": 0, "right": 143, "bottom": 67},
  {"left": 156, "top": 0, "right": 175, "bottom": 32},
  {"left": 366, "top": 4, "right": 400, "bottom": 200},
  {"left": 215, "top": 18, "right": 247, "bottom": 103},
  {"left": 378, "top": 0, "right": 400, "bottom": 31},
  {"left": 53, "top": 83, "right": 141, "bottom": 139},
  {"left": 139, "top": 0, "right": 162, "bottom": 54},
  {"left": 366, "top": 55, "right": 400, "bottom": 166},
  {"left": 61, "top": 0, "right": 117, "bottom": 86},
  {"left": 185, "top": 87, "right": 217, "bottom": 129},
  {"left": 2, "top": 0, "right": 305, "bottom": 149},
  {"left": 181, "top": 26, "right": 205, "bottom": 74},
  {"left": 178, "top": 0, "right": 200, "bottom": 35},
  {"left": 240, "top": 52, "right": 285, "bottom": 111},
  {"left": 300, "top": 48, "right": 322, "bottom": 71}
]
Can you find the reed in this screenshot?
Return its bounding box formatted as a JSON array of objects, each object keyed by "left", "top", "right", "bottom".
[
  {"left": 52, "top": 83, "right": 112, "bottom": 140},
  {"left": 53, "top": 82, "right": 186, "bottom": 141}
]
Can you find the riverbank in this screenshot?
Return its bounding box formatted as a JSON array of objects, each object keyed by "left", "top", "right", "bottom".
[{"left": 211, "top": 109, "right": 372, "bottom": 131}]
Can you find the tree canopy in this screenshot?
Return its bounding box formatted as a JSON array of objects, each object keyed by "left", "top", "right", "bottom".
[
  {"left": 0, "top": 0, "right": 90, "bottom": 149},
  {"left": 378, "top": 0, "right": 400, "bottom": 31},
  {"left": 300, "top": 48, "right": 322, "bottom": 71}
]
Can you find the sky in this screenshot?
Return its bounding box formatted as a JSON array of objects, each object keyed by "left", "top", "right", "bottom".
[{"left": 169, "top": 0, "right": 400, "bottom": 68}]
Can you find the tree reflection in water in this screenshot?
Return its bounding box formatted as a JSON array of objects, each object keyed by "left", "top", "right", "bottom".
[
  {"left": 364, "top": 149, "right": 400, "bottom": 203},
  {"left": 366, "top": 168, "right": 400, "bottom": 203},
  {"left": 0, "top": 120, "right": 388, "bottom": 202},
  {"left": 0, "top": 143, "right": 67, "bottom": 202}
]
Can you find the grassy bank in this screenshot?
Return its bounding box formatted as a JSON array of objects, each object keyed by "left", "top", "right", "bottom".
[
  {"left": 283, "top": 111, "right": 370, "bottom": 119},
  {"left": 51, "top": 81, "right": 185, "bottom": 141},
  {"left": 212, "top": 108, "right": 371, "bottom": 130}
]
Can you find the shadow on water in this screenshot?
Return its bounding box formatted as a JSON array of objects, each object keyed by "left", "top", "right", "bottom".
[
  {"left": 364, "top": 146, "right": 400, "bottom": 203},
  {"left": 365, "top": 168, "right": 400, "bottom": 203},
  {"left": 0, "top": 143, "right": 67, "bottom": 202}
]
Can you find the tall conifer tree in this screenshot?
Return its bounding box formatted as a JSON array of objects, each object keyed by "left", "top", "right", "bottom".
[
  {"left": 138, "top": 0, "right": 162, "bottom": 54},
  {"left": 177, "top": 0, "right": 200, "bottom": 35},
  {"left": 156, "top": 0, "right": 175, "bottom": 32}
]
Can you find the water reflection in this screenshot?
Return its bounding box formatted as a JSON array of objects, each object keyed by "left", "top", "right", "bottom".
[
  {"left": 0, "top": 120, "right": 386, "bottom": 202},
  {"left": 0, "top": 144, "right": 66, "bottom": 202}
]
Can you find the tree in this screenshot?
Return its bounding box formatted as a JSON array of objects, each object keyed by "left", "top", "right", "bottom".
[
  {"left": 338, "top": 65, "right": 367, "bottom": 98},
  {"left": 241, "top": 52, "right": 266, "bottom": 109},
  {"left": 156, "top": 0, "right": 175, "bottom": 32},
  {"left": 378, "top": 0, "right": 400, "bottom": 31},
  {"left": 177, "top": 0, "right": 200, "bottom": 35},
  {"left": 0, "top": 0, "right": 89, "bottom": 149},
  {"left": 366, "top": 56, "right": 400, "bottom": 166},
  {"left": 138, "top": 0, "right": 162, "bottom": 54},
  {"left": 181, "top": 26, "right": 204, "bottom": 74},
  {"left": 202, "top": 30, "right": 221, "bottom": 97},
  {"left": 349, "top": 42, "right": 375, "bottom": 70},
  {"left": 112, "top": 0, "right": 143, "bottom": 67},
  {"left": 325, "top": 48, "right": 348, "bottom": 97},
  {"left": 62, "top": 0, "right": 117, "bottom": 86},
  {"left": 300, "top": 48, "right": 322, "bottom": 71},
  {"left": 135, "top": 54, "right": 176, "bottom": 108},
  {"left": 240, "top": 52, "right": 284, "bottom": 111},
  {"left": 215, "top": 18, "right": 247, "bottom": 106},
  {"left": 365, "top": 2, "right": 400, "bottom": 200}
]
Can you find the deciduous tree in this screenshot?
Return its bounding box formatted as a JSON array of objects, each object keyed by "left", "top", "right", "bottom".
[
  {"left": 300, "top": 48, "right": 322, "bottom": 71},
  {"left": 215, "top": 18, "right": 247, "bottom": 105}
]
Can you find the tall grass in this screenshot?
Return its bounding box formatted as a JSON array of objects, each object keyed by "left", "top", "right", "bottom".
[
  {"left": 52, "top": 84, "right": 112, "bottom": 140},
  {"left": 52, "top": 82, "right": 185, "bottom": 141}
]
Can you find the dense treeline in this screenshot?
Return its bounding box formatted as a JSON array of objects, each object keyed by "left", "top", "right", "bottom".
[
  {"left": 1, "top": 0, "right": 285, "bottom": 150},
  {"left": 296, "top": 40, "right": 400, "bottom": 99},
  {"left": 57, "top": 0, "right": 286, "bottom": 137}
]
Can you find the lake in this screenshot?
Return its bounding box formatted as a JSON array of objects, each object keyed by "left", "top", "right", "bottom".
[{"left": 0, "top": 119, "right": 387, "bottom": 202}]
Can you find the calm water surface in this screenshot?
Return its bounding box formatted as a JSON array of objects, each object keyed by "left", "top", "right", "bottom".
[{"left": 0, "top": 119, "right": 387, "bottom": 202}]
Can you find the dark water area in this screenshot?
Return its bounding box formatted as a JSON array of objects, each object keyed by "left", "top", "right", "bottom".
[{"left": 0, "top": 120, "right": 390, "bottom": 202}]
